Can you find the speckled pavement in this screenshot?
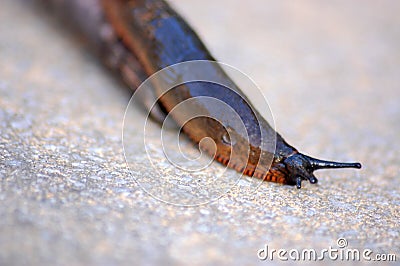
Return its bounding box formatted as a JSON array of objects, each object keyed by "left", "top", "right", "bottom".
[{"left": 1, "top": 0, "right": 399, "bottom": 265}]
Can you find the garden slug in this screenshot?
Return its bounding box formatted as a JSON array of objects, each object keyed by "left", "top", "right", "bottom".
[{"left": 46, "top": 0, "right": 361, "bottom": 188}]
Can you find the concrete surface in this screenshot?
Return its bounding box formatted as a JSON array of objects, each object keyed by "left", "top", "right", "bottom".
[{"left": 1, "top": 0, "right": 399, "bottom": 265}]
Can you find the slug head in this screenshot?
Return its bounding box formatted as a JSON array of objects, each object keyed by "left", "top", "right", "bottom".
[{"left": 283, "top": 153, "right": 361, "bottom": 188}]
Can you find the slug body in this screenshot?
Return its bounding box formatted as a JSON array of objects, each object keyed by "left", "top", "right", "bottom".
[{"left": 47, "top": 0, "right": 361, "bottom": 188}]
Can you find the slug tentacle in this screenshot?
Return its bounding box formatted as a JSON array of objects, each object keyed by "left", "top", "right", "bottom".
[{"left": 284, "top": 153, "right": 362, "bottom": 188}]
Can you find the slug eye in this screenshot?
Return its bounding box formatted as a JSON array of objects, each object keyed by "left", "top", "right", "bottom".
[{"left": 221, "top": 127, "right": 236, "bottom": 146}]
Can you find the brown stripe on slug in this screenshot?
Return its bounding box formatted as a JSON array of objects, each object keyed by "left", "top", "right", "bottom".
[{"left": 47, "top": 0, "right": 361, "bottom": 188}]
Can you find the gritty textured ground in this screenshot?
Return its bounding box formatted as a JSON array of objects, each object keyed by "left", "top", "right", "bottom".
[{"left": 1, "top": 0, "right": 399, "bottom": 265}]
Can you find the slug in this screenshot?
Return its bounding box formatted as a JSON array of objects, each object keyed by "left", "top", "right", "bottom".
[{"left": 46, "top": 0, "right": 361, "bottom": 188}]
